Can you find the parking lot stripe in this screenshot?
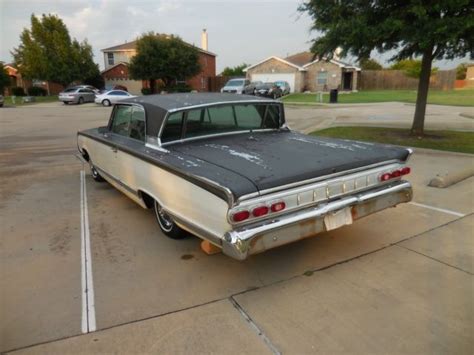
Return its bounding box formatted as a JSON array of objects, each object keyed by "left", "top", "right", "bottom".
[
  {"left": 81, "top": 170, "right": 96, "bottom": 333},
  {"left": 408, "top": 201, "right": 466, "bottom": 217}
]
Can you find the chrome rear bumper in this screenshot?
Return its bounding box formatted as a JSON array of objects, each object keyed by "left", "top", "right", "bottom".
[{"left": 222, "top": 181, "right": 412, "bottom": 260}]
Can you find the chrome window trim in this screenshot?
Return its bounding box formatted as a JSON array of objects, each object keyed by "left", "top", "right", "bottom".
[
  {"left": 166, "top": 100, "right": 277, "bottom": 113},
  {"left": 161, "top": 129, "right": 279, "bottom": 147},
  {"left": 158, "top": 102, "right": 284, "bottom": 146}
]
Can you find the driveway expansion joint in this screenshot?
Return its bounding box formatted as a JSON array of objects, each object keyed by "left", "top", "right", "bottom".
[{"left": 229, "top": 297, "right": 281, "bottom": 355}]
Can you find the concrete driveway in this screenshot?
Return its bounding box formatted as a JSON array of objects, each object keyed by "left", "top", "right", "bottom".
[
  {"left": 285, "top": 102, "right": 474, "bottom": 133},
  {"left": 1, "top": 103, "right": 472, "bottom": 354}
]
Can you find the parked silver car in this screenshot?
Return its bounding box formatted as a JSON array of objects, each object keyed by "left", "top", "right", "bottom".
[
  {"left": 59, "top": 88, "right": 96, "bottom": 105},
  {"left": 221, "top": 78, "right": 255, "bottom": 95},
  {"left": 70, "top": 85, "right": 100, "bottom": 94},
  {"left": 94, "top": 90, "right": 136, "bottom": 106}
]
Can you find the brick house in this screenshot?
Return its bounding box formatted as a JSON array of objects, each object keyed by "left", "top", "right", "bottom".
[
  {"left": 244, "top": 51, "right": 360, "bottom": 93},
  {"left": 3, "top": 64, "right": 64, "bottom": 95},
  {"left": 100, "top": 30, "right": 216, "bottom": 94}
]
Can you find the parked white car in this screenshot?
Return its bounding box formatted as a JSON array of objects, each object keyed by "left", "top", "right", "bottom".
[{"left": 95, "top": 90, "right": 135, "bottom": 106}]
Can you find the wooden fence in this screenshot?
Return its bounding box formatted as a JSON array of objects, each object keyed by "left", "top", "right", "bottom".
[
  {"left": 359, "top": 70, "right": 456, "bottom": 90},
  {"left": 208, "top": 76, "right": 241, "bottom": 92}
]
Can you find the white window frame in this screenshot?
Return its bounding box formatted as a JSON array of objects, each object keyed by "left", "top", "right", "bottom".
[
  {"left": 107, "top": 53, "right": 114, "bottom": 66},
  {"left": 317, "top": 71, "right": 328, "bottom": 85}
]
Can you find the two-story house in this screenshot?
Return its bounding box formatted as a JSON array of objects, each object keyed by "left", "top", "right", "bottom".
[{"left": 101, "top": 30, "right": 216, "bottom": 94}]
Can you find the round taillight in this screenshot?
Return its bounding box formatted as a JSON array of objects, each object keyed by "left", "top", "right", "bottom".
[
  {"left": 252, "top": 206, "right": 269, "bottom": 217},
  {"left": 271, "top": 201, "right": 286, "bottom": 212},
  {"left": 391, "top": 170, "right": 402, "bottom": 178},
  {"left": 232, "top": 210, "right": 250, "bottom": 222},
  {"left": 380, "top": 173, "right": 391, "bottom": 182},
  {"left": 400, "top": 167, "right": 411, "bottom": 175}
]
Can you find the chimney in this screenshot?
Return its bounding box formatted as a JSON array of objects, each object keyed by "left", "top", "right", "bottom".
[
  {"left": 201, "top": 29, "right": 208, "bottom": 51},
  {"left": 333, "top": 47, "right": 342, "bottom": 60}
]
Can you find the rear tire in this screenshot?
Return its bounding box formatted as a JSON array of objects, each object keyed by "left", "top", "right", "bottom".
[
  {"left": 102, "top": 99, "right": 111, "bottom": 107},
  {"left": 153, "top": 200, "right": 186, "bottom": 239}
]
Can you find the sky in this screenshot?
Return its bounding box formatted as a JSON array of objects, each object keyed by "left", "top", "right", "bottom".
[{"left": 0, "top": 0, "right": 469, "bottom": 73}]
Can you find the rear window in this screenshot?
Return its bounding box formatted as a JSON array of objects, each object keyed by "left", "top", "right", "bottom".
[{"left": 160, "top": 104, "right": 281, "bottom": 143}]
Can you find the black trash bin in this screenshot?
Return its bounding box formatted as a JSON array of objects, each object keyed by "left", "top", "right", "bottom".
[{"left": 329, "top": 89, "right": 338, "bottom": 103}]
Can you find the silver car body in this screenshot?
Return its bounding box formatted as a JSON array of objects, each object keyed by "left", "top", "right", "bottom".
[
  {"left": 59, "top": 88, "right": 96, "bottom": 104},
  {"left": 95, "top": 90, "right": 136, "bottom": 106},
  {"left": 221, "top": 78, "right": 254, "bottom": 95}
]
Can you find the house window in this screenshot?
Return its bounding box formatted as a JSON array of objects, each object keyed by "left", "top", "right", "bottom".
[
  {"left": 201, "top": 76, "right": 206, "bottom": 89},
  {"left": 317, "top": 71, "right": 327, "bottom": 85},
  {"left": 107, "top": 53, "right": 114, "bottom": 66}
]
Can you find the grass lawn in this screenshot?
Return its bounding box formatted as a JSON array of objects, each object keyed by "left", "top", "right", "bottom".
[
  {"left": 283, "top": 89, "right": 474, "bottom": 107},
  {"left": 3, "top": 95, "right": 58, "bottom": 106},
  {"left": 311, "top": 126, "right": 474, "bottom": 154}
]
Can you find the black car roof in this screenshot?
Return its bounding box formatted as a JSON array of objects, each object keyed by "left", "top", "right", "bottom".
[{"left": 120, "top": 93, "right": 279, "bottom": 136}]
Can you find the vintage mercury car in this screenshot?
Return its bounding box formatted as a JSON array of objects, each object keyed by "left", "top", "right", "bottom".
[{"left": 77, "top": 93, "right": 413, "bottom": 260}]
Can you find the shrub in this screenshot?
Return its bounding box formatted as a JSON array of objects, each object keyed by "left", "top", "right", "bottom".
[
  {"left": 11, "top": 86, "right": 26, "bottom": 96},
  {"left": 167, "top": 83, "right": 192, "bottom": 93},
  {"left": 28, "top": 86, "right": 47, "bottom": 96},
  {"left": 141, "top": 87, "right": 152, "bottom": 95}
]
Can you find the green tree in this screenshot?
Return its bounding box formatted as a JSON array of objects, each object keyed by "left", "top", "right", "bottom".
[
  {"left": 390, "top": 59, "right": 438, "bottom": 78},
  {"left": 456, "top": 62, "right": 469, "bottom": 80},
  {"left": 129, "top": 32, "right": 201, "bottom": 93},
  {"left": 12, "top": 14, "right": 100, "bottom": 90},
  {"left": 0, "top": 63, "right": 11, "bottom": 94},
  {"left": 359, "top": 58, "right": 383, "bottom": 70},
  {"left": 221, "top": 63, "right": 249, "bottom": 76},
  {"left": 300, "top": 0, "right": 473, "bottom": 136}
]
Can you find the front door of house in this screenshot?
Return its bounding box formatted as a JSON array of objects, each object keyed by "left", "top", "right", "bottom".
[{"left": 343, "top": 72, "right": 353, "bottom": 90}]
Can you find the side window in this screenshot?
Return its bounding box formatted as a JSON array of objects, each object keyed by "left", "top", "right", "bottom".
[
  {"left": 317, "top": 72, "right": 328, "bottom": 85},
  {"left": 234, "top": 105, "right": 262, "bottom": 128},
  {"left": 110, "top": 105, "right": 132, "bottom": 136},
  {"left": 161, "top": 112, "right": 183, "bottom": 143},
  {"left": 245, "top": 80, "right": 250, "bottom": 86},
  {"left": 129, "top": 106, "right": 146, "bottom": 141}
]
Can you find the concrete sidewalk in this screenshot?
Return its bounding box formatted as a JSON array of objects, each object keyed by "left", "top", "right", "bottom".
[{"left": 10, "top": 216, "right": 473, "bottom": 354}]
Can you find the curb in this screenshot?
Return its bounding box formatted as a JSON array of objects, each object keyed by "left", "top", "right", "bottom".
[{"left": 428, "top": 166, "right": 474, "bottom": 188}]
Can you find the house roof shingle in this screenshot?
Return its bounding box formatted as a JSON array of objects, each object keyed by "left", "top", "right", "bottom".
[
  {"left": 102, "top": 39, "right": 217, "bottom": 57},
  {"left": 284, "top": 52, "right": 316, "bottom": 67}
]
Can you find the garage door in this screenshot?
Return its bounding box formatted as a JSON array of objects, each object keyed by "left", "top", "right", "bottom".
[{"left": 250, "top": 73, "right": 296, "bottom": 93}]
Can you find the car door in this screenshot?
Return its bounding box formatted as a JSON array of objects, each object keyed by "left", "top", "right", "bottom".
[
  {"left": 96, "top": 105, "right": 133, "bottom": 180},
  {"left": 84, "top": 89, "right": 95, "bottom": 102},
  {"left": 114, "top": 105, "right": 146, "bottom": 191},
  {"left": 110, "top": 91, "right": 129, "bottom": 104}
]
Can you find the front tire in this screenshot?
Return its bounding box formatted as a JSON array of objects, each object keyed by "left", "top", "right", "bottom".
[
  {"left": 90, "top": 161, "right": 105, "bottom": 182},
  {"left": 102, "top": 99, "right": 111, "bottom": 107},
  {"left": 153, "top": 200, "right": 186, "bottom": 239},
  {"left": 78, "top": 97, "right": 84, "bottom": 105}
]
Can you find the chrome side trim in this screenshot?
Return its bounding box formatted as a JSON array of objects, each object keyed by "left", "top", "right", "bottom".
[
  {"left": 170, "top": 214, "right": 223, "bottom": 247},
  {"left": 95, "top": 166, "right": 138, "bottom": 197}
]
